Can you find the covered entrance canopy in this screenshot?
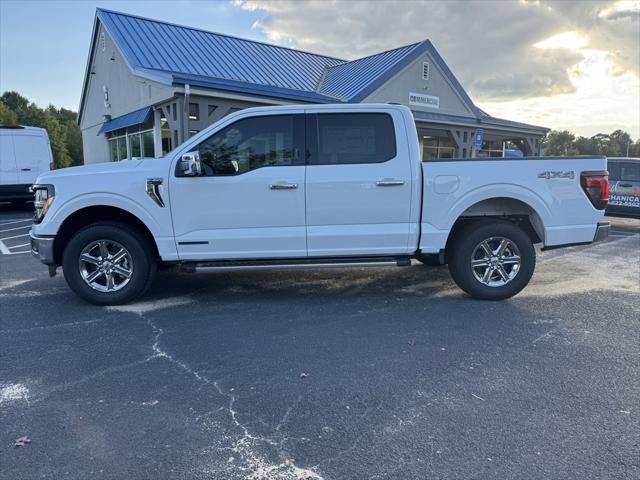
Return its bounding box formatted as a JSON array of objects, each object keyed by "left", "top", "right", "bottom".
[{"left": 414, "top": 111, "right": 545, "bottom": 160}]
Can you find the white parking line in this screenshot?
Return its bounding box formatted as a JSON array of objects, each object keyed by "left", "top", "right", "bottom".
[
  {"left": 0, "top": 218, "right": 32, "bottom": 226},
  {"left": 0, "top": 233, "right": 29, "bottom": 241},
  {"left": 0, "top": 239, "right": 30, "bottom": 255},
  {"left": 0, "top": 240, "right": 10, "bottom": 255},
  {"left": 0, "top": 225, "right": 31, "bottom": 233}
]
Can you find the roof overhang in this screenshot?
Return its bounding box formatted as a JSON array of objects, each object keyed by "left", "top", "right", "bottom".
[
  {"left": 412, "top": 110, "right": 549, "bottom": 136},
  {"left": 97, "top": 106, "right": 153, "bottom": 135},
  {"left": 170, "top": 73, "right": 340, "bottom": 104}
]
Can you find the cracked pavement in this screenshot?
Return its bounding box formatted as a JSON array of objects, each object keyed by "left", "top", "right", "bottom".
[{"left": 1, "top": 205, "right": 639, "bottom": 480}]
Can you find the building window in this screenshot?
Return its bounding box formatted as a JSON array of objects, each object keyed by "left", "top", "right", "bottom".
[
  {"left": 108, "top": 126, "right": 155, "bottom": 161},
  {"left": 422, "top": 135, "right": 456, "bottom": 160},
  {"left": 477, "top": 140, "right": 507, "bottom": 158},
  {"left": 108, "top": 134, "right": 127, "bottom": 162},
  {"left": 108, "top": 138, "right": 119, "bottom": 161},
  {"left": 142, "top": 130, "right": 155, "bottom": 158},
  {"left": 188, "top": 129, "right": 200, "bottom": 138},
  {"left": 189, "top": 103, "right": 199, "bottom": 121},
  {"left": 208, "top": 105, "right": 218, "bottom": 117},
  {"left": 422, "top": 62, "right": 430, "bottom": 81},
  {"left": 130, "top": 133, "right": 142, "bottom": 158},
  {"left": 119, "top": 136, "right": 127, "bottom": 159}
]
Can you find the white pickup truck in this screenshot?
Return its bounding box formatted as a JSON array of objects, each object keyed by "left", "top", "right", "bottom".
[{"left": 30, "top": 104, "right": 610, "bottom": 305}]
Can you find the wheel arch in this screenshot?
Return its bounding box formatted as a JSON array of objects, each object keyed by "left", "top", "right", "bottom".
[
  {"left": 444, "top": 195, "right": 547, "bottom": 257},
  {"left": 53, "top": 205, "right": 160, "bottom": 266}
]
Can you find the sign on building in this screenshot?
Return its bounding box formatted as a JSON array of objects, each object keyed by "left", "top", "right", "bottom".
[
  {"left": 474, "top": 128, "right": 484, "bottom": 150},
  {"left": 409, "top": 92, "right": 439, "bottom": 109}
]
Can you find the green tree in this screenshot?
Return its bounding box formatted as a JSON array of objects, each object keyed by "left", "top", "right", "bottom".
[
  {"left": 609, "top": 129, "right": 633, "bottom": 157},
  {"left": 543, "top": 130, "right": 578, "bottom": 155},
  {"left": 64, "top": 121, "right": 84, "bottom": 166},
  {"left": 0, "top": 91, "right": 29, "bottom": 114},
  {"left": 0, "top": 101, "right": 18, "bottom": 124},
  {"left": 573, "top": 136, "right": 591, "bottom": 155},
  {"left": 0, "top": 91, "right": 79, "bottom": 168}
]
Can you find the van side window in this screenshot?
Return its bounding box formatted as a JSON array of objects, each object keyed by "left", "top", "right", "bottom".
[
  {"left": 195, "top": 115, "right": 303, "bottom": 176},
  {"left": 308, "top": 113, "right": 397, "bottom": 165},
  {"left": 620, "top": 162, "right": 640, "bottom": 182}
]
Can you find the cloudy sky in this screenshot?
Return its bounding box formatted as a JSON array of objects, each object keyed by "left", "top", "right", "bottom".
[{"left": 1, "top": 0, "right": 638, "bottom": 137}]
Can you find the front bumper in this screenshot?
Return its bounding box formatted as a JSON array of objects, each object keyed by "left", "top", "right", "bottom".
[
  {"left": 30, "top": 232, "right": 56, "bottom": 265},
  {"left": 593, "top": 221, "right": 610, "bottom": 243}
]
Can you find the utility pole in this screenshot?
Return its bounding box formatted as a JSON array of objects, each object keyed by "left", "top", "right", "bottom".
[{"left": 626, "top": 140, "right": 630, "bottom": 157}]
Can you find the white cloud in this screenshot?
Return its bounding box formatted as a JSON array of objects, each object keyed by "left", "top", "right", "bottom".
[{"left": 234, "top": 0, "right": 640, "bottom": 137}]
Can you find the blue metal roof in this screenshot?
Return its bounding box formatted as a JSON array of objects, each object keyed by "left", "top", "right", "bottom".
[
  {"left": 97, "top": 106, "right": 152, "bottom": 134},
  {"left": 97, "top": 8, "right": 343, "bottom": 93},
  {"left": 318, "top": 43, "right": 422, "bottom": 100},
  {"left": 78, "top": 9, "right": 547, "bottom": 135}
]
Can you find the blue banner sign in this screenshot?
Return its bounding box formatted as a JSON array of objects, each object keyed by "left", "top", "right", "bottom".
[{"left": 474, "top": 128, "right": 484, "bottom": 150}]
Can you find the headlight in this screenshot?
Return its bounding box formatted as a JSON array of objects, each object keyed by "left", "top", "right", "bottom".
[{"left": 32, "top": 184, "right": 55, "bottom": 224}]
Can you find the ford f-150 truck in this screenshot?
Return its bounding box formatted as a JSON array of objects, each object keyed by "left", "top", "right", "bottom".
[{"left": 29, "top": 104, "right": 610, "bottom": 305}]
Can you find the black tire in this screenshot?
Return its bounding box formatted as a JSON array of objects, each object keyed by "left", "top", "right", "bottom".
[
  {"left": 448, "top": 220, "right": 535, "bottom": 300},
  {"left": 62, "top": 222, "right": 156, "bottom": 305}
]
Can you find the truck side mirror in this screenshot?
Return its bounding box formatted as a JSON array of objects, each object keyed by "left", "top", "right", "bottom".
[{"left": 179, "top": 151, "right": 202, "bottom": 176}]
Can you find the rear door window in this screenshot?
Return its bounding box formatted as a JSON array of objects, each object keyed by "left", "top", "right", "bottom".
[{"left": 307, "top": 113, "right": 397, "bottom": 165}]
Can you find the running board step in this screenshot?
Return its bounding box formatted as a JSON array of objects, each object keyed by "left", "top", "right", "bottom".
[{"left": 181, "top": 256, "right": 411, "bottom": 273}]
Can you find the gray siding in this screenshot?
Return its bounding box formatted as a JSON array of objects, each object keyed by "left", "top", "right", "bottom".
[
  {"left": 183, "top": 95, "right": 266, "bottom": 136},
  {"left": 364, "top": 52, "right": 474, "bottom": 118},
  {"left": 80, "top": 24, "right": 172, "bottom": 163}
]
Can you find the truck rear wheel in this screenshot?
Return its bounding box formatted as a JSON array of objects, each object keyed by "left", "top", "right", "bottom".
[
  {"left": 62, "top": 222, "right": 156, "bottom": 305},
  {"left": 448, "top": 220, "right": 535, "bottom": 300}
]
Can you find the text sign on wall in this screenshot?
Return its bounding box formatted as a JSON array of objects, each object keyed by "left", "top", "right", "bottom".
[{"left": 409, "top": 92, "right": 440, "bottom": 109}]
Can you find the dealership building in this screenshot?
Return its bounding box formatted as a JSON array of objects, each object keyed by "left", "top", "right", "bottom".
[{"left": 79, "top": 8, "right": 549, "bottom": 164}]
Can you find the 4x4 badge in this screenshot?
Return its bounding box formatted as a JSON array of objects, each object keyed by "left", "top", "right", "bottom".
[{"left": 538, "top": 171, "right": 575, "bottom": 180}]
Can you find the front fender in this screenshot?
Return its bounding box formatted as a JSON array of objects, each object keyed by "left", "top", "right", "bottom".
[{"left": 43, "top": 193, "right": 164, "bottom": 236}]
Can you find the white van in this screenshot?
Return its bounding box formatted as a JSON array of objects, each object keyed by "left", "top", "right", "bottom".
[{"left": 0, "top": 125, "right": 54, "bottom": 203}]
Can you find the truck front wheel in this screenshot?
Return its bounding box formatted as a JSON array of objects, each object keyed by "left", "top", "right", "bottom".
[
  {"left": 448, "top": 220, "right": 535, "bottom": 300},
  {"left": 62, "top": 222, "right": 156, "bottom": 305}
]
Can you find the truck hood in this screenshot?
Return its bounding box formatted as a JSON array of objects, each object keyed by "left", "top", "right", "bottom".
[{"left": 36, "top": 160, "right": 145, "bottom": 183}]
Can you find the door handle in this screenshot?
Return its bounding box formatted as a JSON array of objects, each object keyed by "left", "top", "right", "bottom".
[
  {"left": 21, "top": 168, "right": 31, "bottom": 171},
  {"left": 376, "top": 179, "right": 405, "bottom": 187},
  {"left": 619, "top": 183, "right": 632, "bottom": 188},
  {"left": 269, "top": 182, "right": 298, "bottom": 190}
]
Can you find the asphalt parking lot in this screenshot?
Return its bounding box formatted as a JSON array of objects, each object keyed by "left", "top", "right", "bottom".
[{"left": 1, "top": 203, "right": 639, "bottom": 480}]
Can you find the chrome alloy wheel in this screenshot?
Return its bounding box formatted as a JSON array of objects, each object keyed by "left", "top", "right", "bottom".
[
  {"left": 470, "top": 236, "right": 521, "bottom": 287},
  {"left": 78, "top": 240, "right": 133, "bottom": 292}
]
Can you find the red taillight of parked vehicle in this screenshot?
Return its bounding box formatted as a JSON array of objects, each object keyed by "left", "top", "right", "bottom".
[
  {"left": 49, "top": 162, "right": 55, "bottom": 170},
  {"left": 580, "top": 171, "right": 610, "bottom": 210}
]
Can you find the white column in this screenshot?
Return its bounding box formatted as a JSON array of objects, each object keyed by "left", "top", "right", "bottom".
[{"left": 153, "top": 108, "right": 163, "bottom": 158}]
